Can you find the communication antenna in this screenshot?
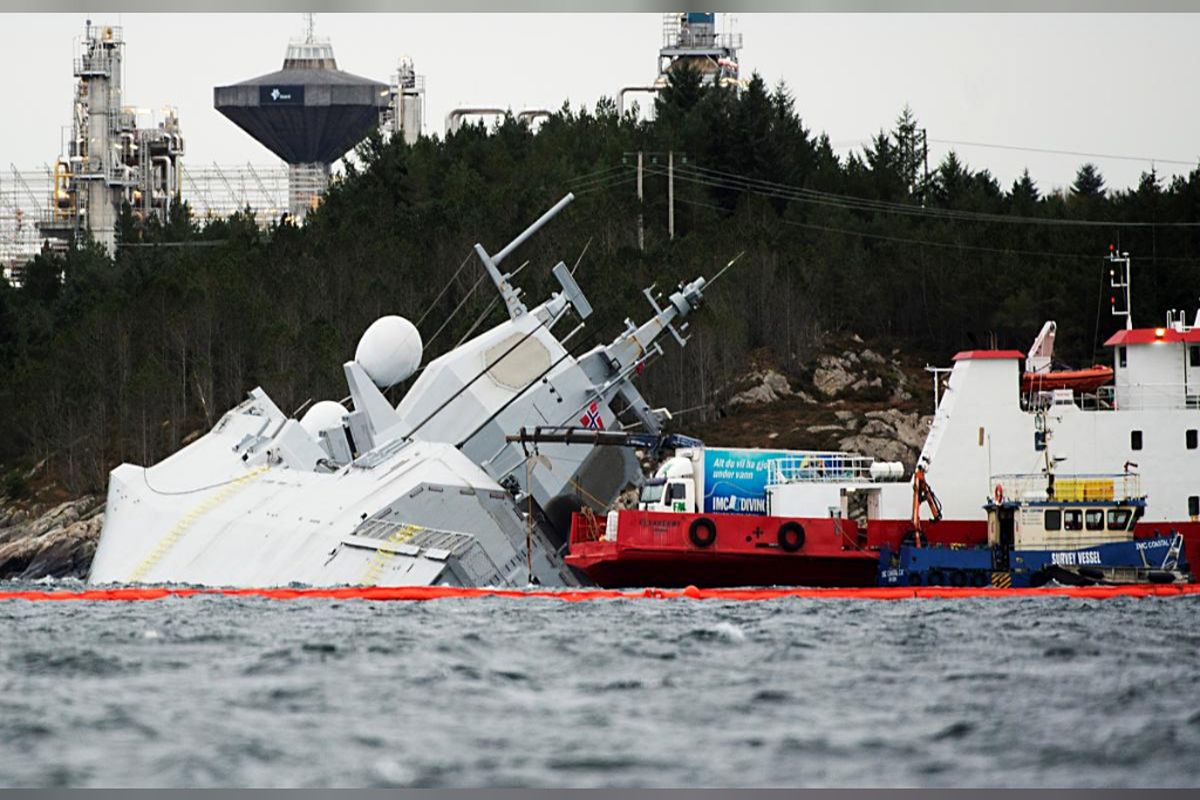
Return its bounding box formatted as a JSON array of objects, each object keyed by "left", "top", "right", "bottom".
[
  {"left": 303, "top": 12, "right": 315, "bottom": 43},
  {"left": 1107, "top": 245, "right": 1132, "bottom": 330}
]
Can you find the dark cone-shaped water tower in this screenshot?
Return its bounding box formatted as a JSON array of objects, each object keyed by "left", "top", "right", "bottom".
[{"left": 214, "top": 27, "right": 388, "bottom": 220}]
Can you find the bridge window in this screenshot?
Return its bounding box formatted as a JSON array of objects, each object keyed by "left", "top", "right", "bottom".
[
  {"left": 1044, "top": 509, "right": 1062, "bottom": 531},
  {"left": 667, "top": 482, "right": 687, "bottom": 501},
  {"left": 1190, "top": 496, "right": 1199, "bottom": 517},
  {"left": 1191, "top": 345, "right": 1200, "bottom": 367},
  {"left": 1085, "top": 510, "right": 1104, "bottom": 531},
  {"left": 1063, "top": 509, "right": 1083, "bottom": 531},
  {"left": 1131, "top": 430, "right": 1143, "bottom": 450},
  {"left": 1118, "top": 346, "right": 1127, "bottom": 368},
  {"left": 1107, "top": 508, "right": 1133, "bottom": 531},
  {"left": 1188, "top": 430, "right": 1198, "bottom": 450}
]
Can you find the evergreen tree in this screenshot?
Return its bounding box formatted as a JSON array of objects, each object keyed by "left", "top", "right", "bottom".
[
  {"left": 891, "top": 104, "right": 926, "bottom": 199},
  {"left": 1071, "top": 162, "right": 1106, "bottom": 198}
]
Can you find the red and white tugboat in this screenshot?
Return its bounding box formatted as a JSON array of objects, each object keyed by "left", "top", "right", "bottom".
[{"left": 564, "top": 447, "right": 909, "bottom": 588}]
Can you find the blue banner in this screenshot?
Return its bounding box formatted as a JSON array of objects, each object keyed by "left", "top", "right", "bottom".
[{"left": 702, "top": 448, "right": 791, "bottom": 515}]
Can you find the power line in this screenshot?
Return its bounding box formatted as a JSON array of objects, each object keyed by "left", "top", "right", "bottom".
[
  {"left": 832, "top": 136, "right": 1198, "bottom": 168},
  {"left": 928, "top": 138, "right": 1199, "bottom": 168},
  {"left": 674, "top": 195, "right": 1198, "bottom": 263},
  {"left": 647, "top": 162, "right": 1200, "bottom": 228}
]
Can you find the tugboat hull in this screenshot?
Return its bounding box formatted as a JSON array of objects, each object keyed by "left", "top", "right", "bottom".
[{"left": 566, "top": 511, "right": 879, "bottom": 588}]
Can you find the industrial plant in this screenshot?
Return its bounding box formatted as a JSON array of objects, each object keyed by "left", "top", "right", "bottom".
[
  {"left": 2, "top": 13, "right": 738, "bottom": 283},
  {"left": 36, "top": 21, "right": 185, "bottom": 256}
]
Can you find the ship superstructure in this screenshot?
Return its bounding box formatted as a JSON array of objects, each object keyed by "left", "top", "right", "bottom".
[
  {"left": 880, "top": 251, "right": 1200, "bottom": 570},
  {"left": 88, "top": 194, "right": 716, "bottom": 587}
]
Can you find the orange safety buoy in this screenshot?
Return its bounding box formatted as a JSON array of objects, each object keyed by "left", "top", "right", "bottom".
[{"left": 994, "top": 484, "right": 1005, "bottom": 504}]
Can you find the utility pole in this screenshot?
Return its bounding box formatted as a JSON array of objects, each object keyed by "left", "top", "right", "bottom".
[
  {"left": 920, "top": 127, "right": 929, "bottom": 204},
  {"left": 637, "top": 151, "right": 644, "bottom": 252},
  {"left": 668, "top": 150, "right": 675, "bottom": 240}
]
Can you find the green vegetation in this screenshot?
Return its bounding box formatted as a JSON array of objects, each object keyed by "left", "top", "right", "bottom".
[{"left": 2, "top": 66, "right": 1199, "bottom": 494}]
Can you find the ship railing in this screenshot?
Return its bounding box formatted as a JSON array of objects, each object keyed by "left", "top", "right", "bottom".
[
  {"left": 1052, "top": 383, "right": 1200, "bottom": 411},
  {"left": 767, "top": 452, "right": 876, "bottom": 485},
  {"left": 568, "top": 510, "right": 607, "bottom": 546},
  {"left": 990, "top": 472, "right": 1142, "bottom": 503}
]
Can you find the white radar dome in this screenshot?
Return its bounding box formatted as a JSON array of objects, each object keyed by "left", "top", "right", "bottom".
[
  {"left": 300, "top": 400, "right": 348, "bottom": 437},
  {"left": 354, "top": 315, "right": 423, "bottom": 388}
]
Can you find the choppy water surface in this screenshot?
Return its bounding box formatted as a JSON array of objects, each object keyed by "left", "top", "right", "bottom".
[{"left": 1, "top": 585, "right": 1198, "bottom": 787}]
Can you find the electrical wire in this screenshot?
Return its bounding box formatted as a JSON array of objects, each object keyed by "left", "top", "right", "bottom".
[
  {"left": 928, "top": 138, "right": 1198, "bottom": 168},
  {"left": 673, "top": 195, "right": 1119, "bottom": 261},
  {"left": 566, "top": 164, "right": 629, "bottom": 187},
  {"left": 572, "top": 174, "right": 638, "bottom": 197},
  {"left": 652, "top": 162, "right": 1200, "bottom": 229},
  {"left": 414, "top": 248, "right": 477, "bottom": 330}
]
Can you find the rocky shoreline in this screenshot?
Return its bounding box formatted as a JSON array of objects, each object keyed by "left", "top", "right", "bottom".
[{"left": 0, "top": 496, "right": 103, "bottom": 580}]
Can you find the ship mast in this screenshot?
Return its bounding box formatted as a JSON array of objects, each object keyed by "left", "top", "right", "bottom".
[{"left": 1108, "top": 246, "right": 1133, "bottom": 330}]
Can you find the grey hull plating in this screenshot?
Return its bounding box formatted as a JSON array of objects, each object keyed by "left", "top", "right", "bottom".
[{"left": 89, "top": 195, "right": 712, "bottom": 588}]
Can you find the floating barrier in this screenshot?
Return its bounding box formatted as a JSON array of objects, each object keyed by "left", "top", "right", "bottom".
[{"left": 1, "top": 583, "right": 1199, "bottom": 603}]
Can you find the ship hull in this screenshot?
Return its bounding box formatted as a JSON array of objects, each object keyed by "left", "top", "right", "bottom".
[
  {"left": 566, "top": 511, "right": 879, "bottom": 589},
  {"left": 867, "top": 517, "right": 1200, "bottom": 583}
]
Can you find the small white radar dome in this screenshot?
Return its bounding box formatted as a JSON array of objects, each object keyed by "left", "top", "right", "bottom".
[
  {"left": 300, "top": 400, "right": 347, "bottom": 437},
  {"left": 354, "top": 315, "right": 422, "bottom": 388}
]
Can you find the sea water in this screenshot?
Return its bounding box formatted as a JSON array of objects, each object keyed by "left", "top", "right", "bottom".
[{"left": 1, "top": 586, "right": 1198, "bottom": 787}]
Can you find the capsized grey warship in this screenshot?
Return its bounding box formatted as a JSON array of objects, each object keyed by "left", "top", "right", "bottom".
[{"left": 88, "top": 194, "right": 713, "bottom": 587}]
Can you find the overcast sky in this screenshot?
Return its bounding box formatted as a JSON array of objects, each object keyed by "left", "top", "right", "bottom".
[{"left": 2, "top": 12, "right": 1198, "bottom": 193}]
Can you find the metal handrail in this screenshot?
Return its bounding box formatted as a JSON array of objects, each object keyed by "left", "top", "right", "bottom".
[
  {"left": 989, "top": 472, "right": 1143, "bottom": 503},
  {"left": 767, "top": 452, "right": 875, "bottom": 485}
]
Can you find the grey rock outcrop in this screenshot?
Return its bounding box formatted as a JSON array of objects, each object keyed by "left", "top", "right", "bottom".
[
  {"left": 813, "top": 355, "right": 857, "bottom": 398},
  {"left": 729, "top": 369, "right": 815, "bottom": 407},
  {"left": 0, "top": 497, "right": 104, "bottom": 580},
  {"left": 838, "top": 410, "right": 932, "bottom": 470}
]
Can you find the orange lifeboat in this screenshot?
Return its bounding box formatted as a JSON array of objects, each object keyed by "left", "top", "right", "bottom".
[{"left": 1021, "top": 365, "right": 1114, "bottom": 394}]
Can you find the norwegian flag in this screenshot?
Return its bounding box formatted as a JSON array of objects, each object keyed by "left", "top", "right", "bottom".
[{"left": 579, "top": 400, "right": 605, "bottom": 431}]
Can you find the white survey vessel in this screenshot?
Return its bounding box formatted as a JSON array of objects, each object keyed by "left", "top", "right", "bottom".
[{"left": 88, "top": 195, "right": 715, "bottom": 587}]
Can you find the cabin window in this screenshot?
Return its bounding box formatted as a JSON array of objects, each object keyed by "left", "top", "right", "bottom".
[
  {"left": 1190, "top": 496, "right": 1200, "bottom": 517},
  {"left": 639, "top": 482, "right": 665, "bottom": 504},
  {"left": 1188, "top": 430, "right": 1198, "bottom": 450},
  {"left": 1118, "top": 346, "right": 1127, "bottom": 368},
  {"left": 1063, "top": 509, "right": 1083, "bottom": 531},
  {"left": 1085, "top": 510, "right": 1104, "bottom": 531},
  {"left": 667, "top": 482, "right": 688, "bottom": 501},
  {"left": 1044, "top": 510, "right": 1062, "bottom": 531},
  {"left": 1191, "top": 345, "right": 1200, "bottom": 368},
  {"left": 1131, "top": 430, "right": 1143, "bottom": 450},
  {"left": 1107, "top": 509, "right": 1133, "bottom": 531}
]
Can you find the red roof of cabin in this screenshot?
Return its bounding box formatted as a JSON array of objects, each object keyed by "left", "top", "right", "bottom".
[
  {"left": 1104, "top": 328, "right": 1200, "bottom": 346},
  {"left": 952, "top": 350, "right": 1024, "bottom": 361}
]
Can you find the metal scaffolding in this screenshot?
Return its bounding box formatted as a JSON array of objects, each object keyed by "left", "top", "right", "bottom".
[
  {"left": 1, "top": 165, "right": 56, "bottom": 283},
  {"left": 2, "top": 162, "right": 292, "bottom": 283},
  {"left": 182, "top": 162, "right": 290, "bottom": 221}
]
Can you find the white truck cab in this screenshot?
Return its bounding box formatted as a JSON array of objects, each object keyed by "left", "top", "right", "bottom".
[{"left": 638, "top": 454, "right": 698, "bottom": 513}]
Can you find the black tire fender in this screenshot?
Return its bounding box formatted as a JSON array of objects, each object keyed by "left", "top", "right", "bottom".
[
  {"left": 777, "top": 522, "right": 806, "bottom": 553},
  {"left": 688, "top": 517, "right": 718, "bottom": 548}
]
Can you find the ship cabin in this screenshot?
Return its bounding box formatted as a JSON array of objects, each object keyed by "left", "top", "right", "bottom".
[
  {"left": 1104, "top": 311, "right": 1200, "bottom": 411},
  {"left": 986, "top": 472, "right": 1145, "bottom": 552},
  {"left": 939, "top": 308, "right": 1200, "bottom": 417}
]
